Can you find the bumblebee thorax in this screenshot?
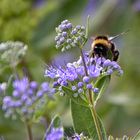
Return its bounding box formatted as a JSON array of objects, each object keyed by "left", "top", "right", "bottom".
[{"left": 92, "top": 39, "right": 111, "bottom": 49}]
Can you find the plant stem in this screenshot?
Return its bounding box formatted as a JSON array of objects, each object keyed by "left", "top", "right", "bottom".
[
  {"left": 26, "top": 121, "right": 33, "bottom": 140},
  {"left": 80, "top": 49, "right": 88, "bottom": 76},
  {"left": 89, "top": 103, "right": 102, "bottom": 140},
  {"left": 80, "top": 48, "right": 102, "bottom": 140}
]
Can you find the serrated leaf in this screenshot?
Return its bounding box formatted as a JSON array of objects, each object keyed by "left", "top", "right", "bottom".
[
  {"left": 94, "top": 75, "right": 111, "bottom": 106},
  {"left": 71, "top": 100, "right": 107, "bottom": 140},
  {"left": 133, "top": 130, "right": 140, "bottom": 140},
  {"left": 62, "top": 86, "right": 88, "bottom": 107}
]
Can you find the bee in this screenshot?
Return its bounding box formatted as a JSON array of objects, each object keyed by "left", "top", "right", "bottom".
[{"left": 91, "top": 31, "right": 128, "bottom": 61}]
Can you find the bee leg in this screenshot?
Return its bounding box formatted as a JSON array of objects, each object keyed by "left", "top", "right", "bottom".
[
  {"left": 88, "top": 52, "right": 94, "bottom": 58},
  {"left": 88, "top": 49, "right": 94, "bottom": 58},
  {"left": 100, "top": 56, "right": 104, "bottom": 66},
  {"left": 110, "top": 43, "right": 115, "bottom": 51},
  {"left": 92, "top": 52, "right": 94, "bottom": 58},
  {"left": 113, "top": 50, "right": 119, "bottom": 61}
]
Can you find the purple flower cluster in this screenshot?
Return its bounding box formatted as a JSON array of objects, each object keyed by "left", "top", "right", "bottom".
[
  {"left": 45, "top": 53, "right": 123, "bottom": 97},
  {"left": 2, "top": 77, "right": 55, "bottom": 119},
  {"left": 55, "top": 20, "right": 86, "bottom": 52},
  {"left": 45, "top": 127, "right": 64, "bottom": 140}
]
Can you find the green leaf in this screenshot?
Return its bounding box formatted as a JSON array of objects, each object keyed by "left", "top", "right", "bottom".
[
  {"left": 71, "top": 100, "right": 107, "bottom": 139},
  {"left": 52, "top": 115, "right": 61, "bottom": 128},
  {"left": 50, "top": 115, "right": 62, "bottom": 129},
  {"left": 94, "top": 75, "right": 111, "bottom": 106},
  {"left": 133, "top": 130, "right": 140, "bottom": 140},
  {"left": 62, "top": 86, "right": 88, "bottom": 107}
]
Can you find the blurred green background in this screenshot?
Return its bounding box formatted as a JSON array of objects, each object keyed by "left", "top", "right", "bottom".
[{"left": 0, "top": 0, "right": 140, "bottom": 139}]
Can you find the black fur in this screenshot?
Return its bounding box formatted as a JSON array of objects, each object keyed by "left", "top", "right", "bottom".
[{"left": 95, "top": 36, "right": 108, "bottom": 40}]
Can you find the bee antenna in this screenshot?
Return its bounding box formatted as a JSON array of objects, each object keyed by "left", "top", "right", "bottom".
[{"left": 109, "top": 29, "right": 130, "bottom": 41}]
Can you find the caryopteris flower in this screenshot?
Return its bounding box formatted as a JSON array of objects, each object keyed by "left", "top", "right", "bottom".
[
  {"left": 2, "top": 77, "right": 55, "bottom": 119},
  {"left": 55, "top": 20, "right": 87, "bottom": 51},
  {"left": 45, "top": 52, "right": 123, "bottom": 97},
  {"left": 45, "top": 127, "right": 64, "bottom": 140},
  {"left": 45, "top": 115, "right": 64, "bottom": 140}
]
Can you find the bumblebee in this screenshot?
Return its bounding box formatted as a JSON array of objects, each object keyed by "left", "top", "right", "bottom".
[{"left": 91, "top": 31, "right": 128, "bottom": 61}]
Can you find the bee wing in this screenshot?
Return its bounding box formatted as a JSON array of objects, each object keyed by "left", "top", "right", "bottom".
[{"left": 109, "top": 29, "right": 130, "bottom": 41}]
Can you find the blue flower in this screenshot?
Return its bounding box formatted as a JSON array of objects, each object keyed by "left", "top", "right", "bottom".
[
  {"left": 45, "top": 127, "right": 64, "bottom": 140},
  {"left": 13, "top": 77, "right": 28, "bottom": 93},
  {"left": 2, "top": 77, "right": 54, "bottom": 119},
  {"left": 55, "top": 20, "right": 87, "bottom": 51},
  {"left": 103, "top": 59, "right": 111, "bottom": 67},
  {"left": 45, "top": 52, "right": 123, "bottom": 98},
  {"left": 77, "top": 82, "right": 84, "bottom": 88},
  {"left": 88, "top": 65, "right": 101, "bottom": 78},
  {"left": 76, "top": 66, "right": 85, "bottom": 76},
  {"left": 30, "top": 81, "right": 38, "bottom": 89},
  {"left": 83, "top": 76, "right": 90, "bottom": 83},
  {"left": 107, "top": 69, "right": 113, "bottom": 75},
  {"left": 45, "top": 66, "right": 57, "bottom": 79},
  {"left": 86, "top": 84, "right": 93, "bottom": 89},
  {"left": 93, "top": 88, "right": 99, "bottom": 94},
  {"left": 72, "top": 86, "right": 77, "bottom": 91}
]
